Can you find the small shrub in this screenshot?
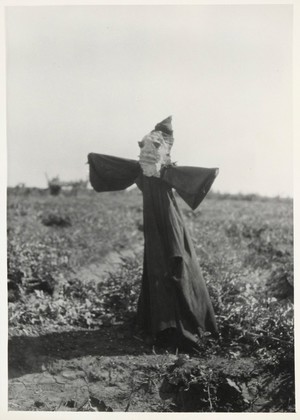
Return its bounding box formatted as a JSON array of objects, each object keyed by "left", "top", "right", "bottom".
[
  {"left": 48, "top": 177, "right": 61, "bottom": 196},
  {"left": 41, "top": 212, "right": 72, "bottom": 227}
]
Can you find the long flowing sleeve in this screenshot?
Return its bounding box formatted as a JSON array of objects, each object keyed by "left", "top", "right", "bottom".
[
  {"left": 88, "top": 153, "right": 141, "bottom": 192},
  {"left": 162, "top": 165, "right": 219, "bottom": 210}
]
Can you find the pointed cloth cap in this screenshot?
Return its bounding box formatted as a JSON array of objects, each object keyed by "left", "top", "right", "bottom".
[
  {"left": 154, "top": 116, "right": 173, "bottom": 135},
  {"left": 153, "top": 116, "right": 174, "bottom": 146}
]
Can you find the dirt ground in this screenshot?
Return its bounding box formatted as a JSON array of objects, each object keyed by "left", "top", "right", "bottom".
[
  {"left": 9, "top": 321, "right": 268, "bottom": 412},
  {"left": 8, "top": 323, "right": 161, "bottom": 411}
]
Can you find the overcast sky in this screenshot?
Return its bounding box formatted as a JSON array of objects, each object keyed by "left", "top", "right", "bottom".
[{"left": 5, "top": 4, "right": 293, "bottom": 196}]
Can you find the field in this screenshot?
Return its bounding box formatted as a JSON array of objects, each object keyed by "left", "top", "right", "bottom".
[{"left": 7, "top": 186, "right": 294, "bottom": 412}]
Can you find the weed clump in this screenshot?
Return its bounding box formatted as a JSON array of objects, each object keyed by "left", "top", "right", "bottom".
[{"left": 42, "top": 212, "right": 72, "bottom": 227}]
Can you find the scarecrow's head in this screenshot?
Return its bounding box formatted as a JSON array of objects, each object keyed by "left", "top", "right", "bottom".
[{"left": 138, "top": 116, "right": 174, "bottom": 177}]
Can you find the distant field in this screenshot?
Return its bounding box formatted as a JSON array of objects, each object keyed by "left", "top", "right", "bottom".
[{"left": 7, "top": 188, "right": 294, "bottom": 412}]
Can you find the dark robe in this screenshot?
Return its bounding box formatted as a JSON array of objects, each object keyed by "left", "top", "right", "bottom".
[{"left": 88, "top": 153, "right": 219, "bottom": 346}]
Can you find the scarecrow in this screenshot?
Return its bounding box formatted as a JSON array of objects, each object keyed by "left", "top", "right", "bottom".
[{"left": 88, "top": 117, "right": 219, "bottom": 349}]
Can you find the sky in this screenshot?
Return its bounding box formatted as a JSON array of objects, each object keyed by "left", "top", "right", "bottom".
[{"left": 5, "top": 4, "right": 293, "bottom": 196}]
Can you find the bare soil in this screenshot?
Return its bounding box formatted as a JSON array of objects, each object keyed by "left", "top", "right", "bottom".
[{"left": 9, "top": 321, "right": 266, "bottom": 412}]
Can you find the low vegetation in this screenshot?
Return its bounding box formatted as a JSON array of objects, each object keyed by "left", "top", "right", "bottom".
[{"left": 7, "top": 187, "right": 294, "bottom": 412}]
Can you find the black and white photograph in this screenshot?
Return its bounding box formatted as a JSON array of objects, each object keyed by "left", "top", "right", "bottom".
[{"left": 3, "top": 1, "right": 296, "bottom": 414}]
